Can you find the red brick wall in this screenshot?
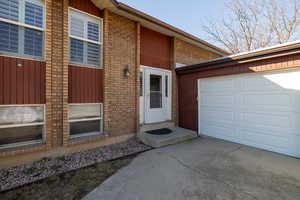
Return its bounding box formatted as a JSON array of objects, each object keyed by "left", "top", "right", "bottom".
[
  {"left": 175, "top": 39, "right": 221, "bottom": 65},
  {"left": 178, "top": 53, "right": 300, "bottom": 131},
  {"left": 103, "top": 10, "right": 139, "bottom": 137}
]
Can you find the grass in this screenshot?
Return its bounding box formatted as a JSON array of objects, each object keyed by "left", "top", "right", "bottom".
[{"left": 0, "top": 157, "right": 134, "bottom": 200}]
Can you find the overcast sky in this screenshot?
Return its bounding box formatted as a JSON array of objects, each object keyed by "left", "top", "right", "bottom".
[{"left": 119, "top": 0, "right": 226, "bottom": 41}]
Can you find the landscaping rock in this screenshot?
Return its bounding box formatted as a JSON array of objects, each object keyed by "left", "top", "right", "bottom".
[{"left": 0, "top": 138, "right": 151, "bottom": 192}]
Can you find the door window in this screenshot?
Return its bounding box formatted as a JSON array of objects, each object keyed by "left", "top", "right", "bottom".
[{"left": 150, "top": 74, "right": 162, "bottom": 108}]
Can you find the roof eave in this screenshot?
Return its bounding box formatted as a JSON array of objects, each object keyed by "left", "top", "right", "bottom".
[
  {"left": 91, "top": 0, "right": 229, "bottom": 56},
  {"left": 176, "top": 42, "right": 300, "bottom": 74}
]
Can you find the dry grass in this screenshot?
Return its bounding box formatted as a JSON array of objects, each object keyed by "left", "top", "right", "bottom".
[{"left": 0, "top": 157, "right": 133, "bottom": 200}]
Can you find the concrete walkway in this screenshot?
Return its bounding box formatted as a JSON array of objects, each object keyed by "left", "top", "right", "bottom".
[{"left": 84, "top": 137, "right": 300, "bottom": 200}]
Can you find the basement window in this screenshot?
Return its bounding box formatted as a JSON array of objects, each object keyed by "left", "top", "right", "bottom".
[
  {"left": 0, "top": 105, "right": 45, "bottom": 149},
  {"left": 69, "top": 103, "right": 103, "bottom": 138},
  {"left": 69, "top": 8, "right": 103, "bottom": 68}
]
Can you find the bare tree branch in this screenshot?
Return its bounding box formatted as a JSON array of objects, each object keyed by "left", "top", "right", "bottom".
[{"left": 202, "top": 0, "right": 300, "bottom": 53}]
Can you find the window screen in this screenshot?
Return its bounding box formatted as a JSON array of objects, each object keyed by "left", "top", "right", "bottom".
[
  {"left": 87, "top": 22, "right": 99, "bottom": 42},
  {"left": 0, "top": 22, "right": 18, "bottom": 53},
  {"left": 0, "top": 0, "right": 19, "bottom": 22},
  {"left": 70, "top": 38, "right": 84, "bottom": 63},
  {"left": 25, "top": 1, "right": 43, "bottom": 28},
  {"left": 69, "top": 9, "right": 102, "bottom": 67},
  {"left": 24, "top": 28, "right": 43, "bottom": 57},
  {"left": 150, "top": 75, "right": 162, "bottom": 109},
  {"left": 87, "top": 42, "right": 100, "bottom": 66},
  {"left": 70, "top": 16, "right": 84, "bottom": 38},
  {"left": 0, "top": 0, "right": 44, "bottom": 59}
]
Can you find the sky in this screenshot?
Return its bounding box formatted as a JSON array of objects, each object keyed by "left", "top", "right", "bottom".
[{"left": 119, "top": 0, "right": 226, "bottom": 42}]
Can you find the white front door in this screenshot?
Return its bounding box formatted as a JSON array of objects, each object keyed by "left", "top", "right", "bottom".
[{"left": 143, "top": 66, "right": 171, "bottom": 124}]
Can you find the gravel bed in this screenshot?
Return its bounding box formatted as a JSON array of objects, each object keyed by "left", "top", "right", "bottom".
[{"left": 0, "top": 137, "right": 151, "bottom": 192}]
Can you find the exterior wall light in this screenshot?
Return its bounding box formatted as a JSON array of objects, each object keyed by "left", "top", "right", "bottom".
[{"left": 124, "top": 65, "right": 130, "bottom": 77}]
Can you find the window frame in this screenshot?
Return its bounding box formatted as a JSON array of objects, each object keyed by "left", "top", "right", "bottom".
[
  {"left": 0, "top": 104, "right": 46, "bottom": 150},
  {"left": 68, "top": 103, "right": 103, "bottom": 139},
  {"left": 0, "top": 0, "right": 46, "bottom": 60},
  {"left": 68, "top": 7, "right": 103, "bottom": 68}
]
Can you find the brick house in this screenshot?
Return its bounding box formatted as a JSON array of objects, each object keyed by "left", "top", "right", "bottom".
[{"left": 0, "top": 0, "right": 226, "bottom": 162}]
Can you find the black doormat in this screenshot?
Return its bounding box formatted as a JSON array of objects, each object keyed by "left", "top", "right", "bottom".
[{"left": 146, "top": 128, "right": 173, "bottom": 135}]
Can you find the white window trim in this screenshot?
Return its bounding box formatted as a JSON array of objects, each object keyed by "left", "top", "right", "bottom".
[
  {"left": 0, "top": 104, "right": 46, "bottom": 149},
  {"left": 68, "top": 7, "right": 103, "bottom": 68},
  {"left": 0, "top": 0, "right": 46, "bottom": 60},
  {"left": 68, "top": 103, "right": 104, "bottom": 139}
]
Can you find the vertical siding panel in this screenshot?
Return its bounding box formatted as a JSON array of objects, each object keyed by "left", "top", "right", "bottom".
[
  {"left": 68, "top": 67, "right": 72, "bottom": 103},
  {"left": 16, "top": 59, "right": 24, "bottom": 104},
  {"left": 40, "top": 62, "right": 46, "bottom": 104},
  {"left": 99, "top": 70, "right": 103, "bottom": 102},
  {"left": 3, "top": 57, "right": 11, "bottom": 104},
  {"left": 28, "top": 60, "right": 35, "bottom": 104},
  {"left": 23, "top": 60, "right": 30, "bottom": 104},
  {"left": 0, "top": 57, "right": 3, "bottom": 104},
  {"left": 94, "top": 69, "right": 98, "bottom": 102},
  {"left": 72, "top": 67, "right": 76, "bottom": 103},
  {"left": 68, "top": 65, "right": 104, "bottom": 103},
  {"left": 84, "top": 68, "right": 88, "bottom": 103},
  {"left": 10, "top": 58, "right": 17, "bottom": 104},
  {"left": 77, "top": 67, "right": 81, "bottom": 103},
  {"left": 88, "top": 68, "right": 92, "bottom": 102},
  {"left": 35, "top": 61, "right": 41, "bottom": 104}
]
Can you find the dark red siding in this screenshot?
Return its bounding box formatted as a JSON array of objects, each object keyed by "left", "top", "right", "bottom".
[
  {"left": 178, "top": 53, "right": 300, "bottom": 131},
  {"left": 140, "top": 27, "right": 172, "bottom": 70},
  {"left": 0, "top": 56, "right": 45, "bottom": 105},
  {"left": 69, "top": 0, "right": 103, "bottom": 17},
  {"left": 68, "top": 65, "right": 103, "bottom": 103}
]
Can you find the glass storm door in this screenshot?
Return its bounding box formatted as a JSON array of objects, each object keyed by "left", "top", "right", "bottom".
[{"left": 144, "top": 67, "right": 171, "bottom": 124}]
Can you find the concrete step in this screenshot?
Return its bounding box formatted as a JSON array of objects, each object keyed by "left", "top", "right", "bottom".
[
  {"left": 137, "top": 127, "right": 198, "bottom": 148},
  {"left": 140, "top": 122, "right": 175, "bottom": 132}
]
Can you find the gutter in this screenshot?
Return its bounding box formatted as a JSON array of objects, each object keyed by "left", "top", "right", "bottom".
[{"left": 176, "top": 41, "right": 300, "bottom": 74}]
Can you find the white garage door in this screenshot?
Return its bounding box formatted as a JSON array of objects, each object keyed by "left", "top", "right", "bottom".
[{"left": 198, "top": 69, "right": 300, "bottom": 158}]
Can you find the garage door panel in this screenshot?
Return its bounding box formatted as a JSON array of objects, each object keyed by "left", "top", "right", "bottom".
[
  {"left": 201, "top": 123, "right": 239, "bottom": 140},
  {"left": 200, "top": 78, "right": 235, "bottom": 92},
  {"left": 242, "top": 132, "right": 300, "bottom": 157},
  {"left": 242, "top": 93, "right": 292, "bottom": 106},
  {"left": 241, "top": 76, "right": 284, "bottom": 92},
  {"left": 201, "top": 95, "right": 235, "bottom": 107},
  {"left": 199, "top": 70, "right": 300, "bottom": 158},
  {"left": 241, "top": 122, "right": 299, "bottom": 137},
  {"left": 242, "top": 112, "right": 291, "bottom": 128},
  {"left": 201, "top": 109, "right": 234, "bottom": 124}
]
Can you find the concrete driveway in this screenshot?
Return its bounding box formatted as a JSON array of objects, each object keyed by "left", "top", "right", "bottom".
[{"left": 84, "top": 137, "right": 300, "bottom": 200}]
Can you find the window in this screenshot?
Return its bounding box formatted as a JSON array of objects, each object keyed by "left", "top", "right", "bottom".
[
  {"left": 0, "top": 0, "right": 45, "bottom": 59},
  {"left": 150, "top": 75, "right": 162, "bottom": 109},
  {"left": 69, "top": 104, "right": 103, "bottom": 138},
  {"left": 140, "top": 72, "right": 143, "bottom": 97},
  {"left": 165, "top": 75, "right": 168, "bottom": 97},
  {"left": 69, "top": 9, "right": 103, "bottom": 67},
  {"left": 0, "top": 105, "right": 45, "bottom": 149}
]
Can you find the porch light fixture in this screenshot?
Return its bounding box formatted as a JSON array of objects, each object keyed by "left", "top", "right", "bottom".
[{"left": 124, "top": 65, "right": 130, "bottom": 77}]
